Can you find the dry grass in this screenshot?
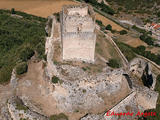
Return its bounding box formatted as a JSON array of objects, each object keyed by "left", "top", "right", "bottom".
[
  {"left": 146, "top": 47, "right": 160, "bottom": 55},
  {"left": 0, "top": 0, "right": 77, "bottom": 18},
  {"left": 95, "top": 30, "right": 123, "bottom": 66},
  {"left": 96, "top": 13, "right": 124, "bottom": 31},
  {"left": 0, "top": 0, "right": 125, "bottom": 31},
  {"left": 115, "top": 32, "right": 148, "bottom": 47}
]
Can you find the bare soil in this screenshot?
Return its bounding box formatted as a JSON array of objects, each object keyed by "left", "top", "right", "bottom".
[{"left": 16, "top": 61, "right": 60, "bottom": 116}]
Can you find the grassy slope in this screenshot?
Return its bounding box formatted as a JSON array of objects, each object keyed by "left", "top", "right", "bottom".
[{"left": 0, "top": 9, "right": 47, "bottom": 84}]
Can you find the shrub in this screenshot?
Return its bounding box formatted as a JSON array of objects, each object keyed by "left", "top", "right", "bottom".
[
  {"left": 119, "top": 30, "right": 127, "bottom": 35},
  {"left": 107, "top": 59, "right": 120, "bottom": 68},
  {"left": 16, "top": 62, "right": 28, "bottom": 75},
  {"left": 96, "top": 20, "right": 103, "bottom": 26},
  {"left": 82, "top": 67, "right": 87, "bottom": 71},
  {"left": 50, "top": 113, "right": 68, "bottom": 120},
  {"left": 11, "top": 8, "right": 15, "bottom": 14},
  {"left": 15, "top": 98, "right": 28, "bottom": 111},
  {"left": 52, "top": 76, "right": 60, "bottom": 83},
  {"left": 53, "top": 12, "right": 60, "bottom": 22},
  {"left": 105, "top": 24, "right": 112, "bottom": 31}
]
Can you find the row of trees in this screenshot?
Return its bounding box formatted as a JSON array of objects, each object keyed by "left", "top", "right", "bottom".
[
  {"left": 139, "top": 34, "right": 154, "bottom": 45},
  {"left": 84, "top": 0, "right": 115, "bottom": 15},
  {"left": 96, "top": 20, "right": 128, "bottom": 35}
]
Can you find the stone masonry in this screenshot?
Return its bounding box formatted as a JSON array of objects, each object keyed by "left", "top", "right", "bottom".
[{"left": 61, "top": 4, "right": 96, "bottom": 62}]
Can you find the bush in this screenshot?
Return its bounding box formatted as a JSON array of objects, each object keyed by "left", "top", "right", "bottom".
[
  {"left": 50, "top": 113, "right": 68, "bottom": 120},
  {"left": 53, "top": 12, "right": 60, "bottom": 22},
  {"left": 11, "top": 8, "right": 15, "bottom": 14},
  {"left": 119, "top": 30, "right": 127, "bottom": 35},
  {"left": 96, "top": 20, "right": 103, "bottom": 26},
  {"left": 105, "top": 24, "right": 112, "bottom": 31},
  {"left": 16, "top": 62, "right": 28, "bottom": 75},
  {"left": 52, "top": 76, "right": 60, "bottom": 83},
  {"left": 107, "top": 59, "right": 120, "bottom": 68}
]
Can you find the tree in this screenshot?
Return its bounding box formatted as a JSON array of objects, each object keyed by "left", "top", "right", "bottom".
[
  {"left": 136, "top": 45, "right": 146, "bottom": 53},
  {"left": 119, "top": 30, "right": 128, "bottom": 35},
  {"left": 105, "top": 24, "right": 112, "bottom": 31},
  {"left": 139, "top": 34, "right": 146, "bottom": 41},
  {"left": 11, "top": 8, "right": 16, "bottom": 14}
]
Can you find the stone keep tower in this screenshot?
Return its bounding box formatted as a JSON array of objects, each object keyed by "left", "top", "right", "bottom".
[{"left": 61, "top": 4, "right": 96, "bottom": 62}]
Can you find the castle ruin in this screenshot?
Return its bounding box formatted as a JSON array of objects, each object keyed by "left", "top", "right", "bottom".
[{"left": 61, "top": 4, "right": 96, "bottom": 62}]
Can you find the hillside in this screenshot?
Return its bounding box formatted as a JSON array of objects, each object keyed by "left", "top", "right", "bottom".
[
  {"left": 106, "top": 0, "right": 160, "bottom": 23},
  {"left": 0, "top": 9, "right": 47, "bottom": 84}
]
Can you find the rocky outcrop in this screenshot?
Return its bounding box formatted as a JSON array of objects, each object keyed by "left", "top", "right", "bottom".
[
  {"left": 45, "top": 16, "right": 59, "bottom": 79},
  {"left": 129, "top": 58, "right": 156, "bottom": 89},
  {"left": 8, "top": 97, "right": 48, "bottom": 120},
  {"left": 52, "top": 65, "right": 131, "bottom": 114}
]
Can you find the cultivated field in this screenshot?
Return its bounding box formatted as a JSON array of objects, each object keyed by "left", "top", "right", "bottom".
[{"left": 0, "top": 0, "right": 124, "bottom": 31}]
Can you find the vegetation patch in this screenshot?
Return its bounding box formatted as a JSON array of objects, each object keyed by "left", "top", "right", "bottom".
[
  {"left": 19, "top": 46, "right": 34, "bottom": 62},
  {"left": 81, "top": 0, "right": 115, "bottom": 15},
  {"left": 16, "top": 62, "right": 28, "bottom": 75},
  {"left": 105, "top": 24, "right": 112, "bottom": 31},
  {"left": 52, "top": 76, "right": 60, "bottom": 84},
  {"left": 119, "top": 30, "right": 127, "bottom": 35},
  {"left": 115, "top": 41, "right": 136, "bottom": 61},
  {"left": 107, "top": 59, "right": 120, "bottom": 68},
  {"left": 15, "top": 98, "right": 28, "bottom": 111},
  {"left": 139, "top": 34, "right": 154, "bottom": 46},
  {"left": 50, "top": 113, "right": 68, "bottom": 120},
  {"left": 53, "top": 12, "right": 60, "bottom": 22},
  {"left": 0, "top": 9, "right": 46, "bottom": 83}
]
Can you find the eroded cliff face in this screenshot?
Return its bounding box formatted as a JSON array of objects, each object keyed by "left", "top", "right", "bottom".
[{"left": 129, "top": 58, "right": 156, "bottom": 89}]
